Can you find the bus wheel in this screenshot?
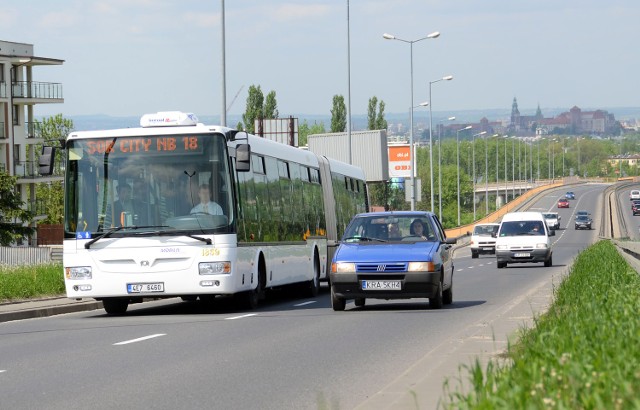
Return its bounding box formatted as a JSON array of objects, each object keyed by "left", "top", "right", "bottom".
[
  {"left": 236, "top": 268, "right": 264, "bottom": 310},
  {"left": 102, "top": 298, "right": 129, "bottom": 315},
  {"left": 306, "top": 253, "right": 320, "bottom": 297}
]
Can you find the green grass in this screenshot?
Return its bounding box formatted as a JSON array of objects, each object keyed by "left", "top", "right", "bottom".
[
  {"left": 0, "top": 263, "right": 65, "bottom": 302},
  {"left": 443, "top": 240, "right": 640, "bottom": 409}
]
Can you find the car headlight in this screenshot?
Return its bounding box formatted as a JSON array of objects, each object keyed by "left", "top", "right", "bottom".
[
  {"left": 408, "top": 262, "right": 436, "bottom": 272},
  {"left": 535, "top": 243, "right": 548, "bottom": 249},
  {"left": 332, "top": 262, "right": 355, "bottom": 273},
  {"left": 199, "top": 262, "right": 231, "bottom": 275},
  {"left": 496, "top": 244, "right": 508, "bottom": 250},
  {"left": 65, "top": 266, "right": 92, "bottom": 280}
]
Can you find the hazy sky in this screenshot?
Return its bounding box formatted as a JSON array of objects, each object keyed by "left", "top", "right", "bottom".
[{"left": 3, "top": 0, "right": 638, "bottom": 120}]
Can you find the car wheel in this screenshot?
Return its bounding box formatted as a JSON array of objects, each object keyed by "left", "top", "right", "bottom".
[
  {"left": 331, "top": 286, "right": 346, "bottom": 311},
  {"left": 429, "top": 281, "right": 443, "bottom": 309},
  {"left": 497, "top": 261, "right": 507, "bottom": 269},
  {"left": 354, "top": 298, "right": 366, "bottom": 307},
  {"left": 544, "top": 255, "right": 552, "bottom": 267},
  {"left": 102, "top": 298, "right": 129, "bottom": 315},
  {"left": 443, "top": 280, "right": 453, "bottom": 305},
  {"left": 471, "top": 250, "right": 478, "bottom": 259}
]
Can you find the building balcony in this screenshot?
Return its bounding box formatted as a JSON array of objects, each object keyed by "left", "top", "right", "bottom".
[
  {"left": 0, "top": 121, "right": 5, "bottom": 139},
  {"left": 11, "top": 81, "right": 63, "bottom": 102},
  {"left": 0, "top": 81, "right": 6, "bottom": 98},
  {"left": 14, "top": 160, "right": 64, "bottom": 183}
]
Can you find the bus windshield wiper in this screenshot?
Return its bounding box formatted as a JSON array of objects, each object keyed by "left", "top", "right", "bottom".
[
  {"left": 150, "top": 230, "right": 212, "bottom": 244},
  {"left": 84, "top": 226, "right": 124, "bottom": 249}
]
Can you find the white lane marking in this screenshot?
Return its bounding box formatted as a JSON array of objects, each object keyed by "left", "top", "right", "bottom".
[
  {"left": 0, "top": 370, "right": 6, "bottom": 373},
  {"left": 225, "top": 313, "right": 257, "bottom": 320},
  {"left": 113, "top": 334, "right": 166, "bottom": 346},
  {"left": 294, "top": 301, "right": 317, "bottom": 307},
  {"left": 456, "top": 268, "right": 464, "bottom": 272}
]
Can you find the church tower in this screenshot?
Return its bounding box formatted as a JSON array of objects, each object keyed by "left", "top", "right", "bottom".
[{"left": 509, "top": 97, "right": 521, "bottom": 132}]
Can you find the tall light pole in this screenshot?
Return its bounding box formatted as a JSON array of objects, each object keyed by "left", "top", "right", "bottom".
[
  {"left": 503, "top": 136, "right": 508, "bottom": 203},
  {"left": 456, "top": 125, "right": 472, "bottom": 225},
  {"left": 429, "top": 75, "right": 454, "bottom": 215},
  {"left": 436, "top": 114, "right": 455, "bottom": 217},
  {"left": 484, "top": 133, "right": 490, "bottom": 216},
  {"left": 494, "top": 134, "right": 499, "bottom": 209},
  {"left": 346, "top": 0, "right": 352, "bottom": 163},
  {"left": 383, "top": 31, "right": 440, "bottom": 210},
  {"left": 472, "top": 131, "right": 486, "bottom": 221},
  {"left": 220, "top": 0, "right": 227, "bottom": 126}
]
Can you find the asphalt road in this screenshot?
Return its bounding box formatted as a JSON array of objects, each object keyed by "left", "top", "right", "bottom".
[{"left": 0, "top": 184, "right": 605, "bottom": 410}]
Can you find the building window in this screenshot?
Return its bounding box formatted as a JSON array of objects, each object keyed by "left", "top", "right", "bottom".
[{"left": 12, "top": 105, "right": 19, "bottom": 126}]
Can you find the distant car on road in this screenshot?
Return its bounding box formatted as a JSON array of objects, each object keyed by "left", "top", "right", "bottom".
[
  {"left": 542, "top": 212, "right": 561, "bottom": 230},
  {"left": 565, "top": 191, "right": 575, "bottom": 200},
  {"left": 576, "top": 210, "right": 590, "bottom": 218},
  {"left": 557, "top": 198, "right": 570, "bottom": 208},
  {"left": 470, "top": 223, "right": 500, "bottom": 258},
  {"left": 630, "top": 190, "right": 640, "bottom": 200},
  {"left": 632, "top": 200, "right": 640, "bottom": 216},
  {"left": 574, "top": 214, "right": 593, "bottom": 230},
  {"left": 330, "top": 211, "right": 456, "bottom": 311}
]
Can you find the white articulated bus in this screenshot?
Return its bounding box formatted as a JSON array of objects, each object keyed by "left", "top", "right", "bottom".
[{"left": 59, "top": 112, "right": 368, "bottom": 314}]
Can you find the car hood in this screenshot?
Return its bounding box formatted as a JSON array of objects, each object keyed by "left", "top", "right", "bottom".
[{"left": 334, "top": 241, "right": 439, "bottom": 263}]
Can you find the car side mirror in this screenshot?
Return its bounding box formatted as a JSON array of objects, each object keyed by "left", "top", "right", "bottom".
[{"left": 549, "top": 229, "right": 555, "bottom": 236}]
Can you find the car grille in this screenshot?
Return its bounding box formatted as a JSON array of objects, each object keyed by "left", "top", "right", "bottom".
[
  {"left": 508, "top": 246, "right": 535, "bottom": 251},
  {"left": 356, "top": 262, "right": 407, "bottom": 273}
]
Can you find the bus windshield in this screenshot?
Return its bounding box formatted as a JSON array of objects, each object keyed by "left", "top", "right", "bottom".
[{"left": 64, "top": 132, "right": 234, "bottom": 238}]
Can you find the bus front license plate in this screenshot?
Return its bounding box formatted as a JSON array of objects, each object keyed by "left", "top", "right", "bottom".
[
  {"left": 362, "top": 280, "right": 401, "bottom": 290},
  {"left": 127, "top": 282, "right": 165, "bottom": 294}
]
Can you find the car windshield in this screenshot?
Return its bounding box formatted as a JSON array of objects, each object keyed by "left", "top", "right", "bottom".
[
  {"left": 498, "top": 220, "right": 546, "bottom": 237},
  {"left": 343, "top": 215, "right": 438, "bottom": 242},
  {"left": 473, "top": 225, "right": 499, "bottom": 236},
  {"left": 576, "top": 215, "right": 590, "bottom": 221},
  {"left": 542, "top": 213, "right": 557, "bottom": 219}
]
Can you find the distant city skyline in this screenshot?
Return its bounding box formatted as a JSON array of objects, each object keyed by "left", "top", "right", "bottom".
[{"left": 3, "top": 1, "right": 639, "bottom": 120}]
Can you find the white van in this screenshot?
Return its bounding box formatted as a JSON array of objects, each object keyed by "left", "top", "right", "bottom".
[{"left": 495, "top": 212, "right": 554, "bottom": 269}]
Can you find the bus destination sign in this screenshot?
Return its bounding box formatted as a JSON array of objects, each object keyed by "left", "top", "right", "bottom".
[{"left": 84, "top": 136, "right": 204, "bottom": 156}]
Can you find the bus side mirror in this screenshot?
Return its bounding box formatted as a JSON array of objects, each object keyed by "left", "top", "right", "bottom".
[
  {"left": 39, "top": 146, "right": 56, "bottom": 176},
  {"left": 236, "top": 144, "right": 251, "bottom": 172}
]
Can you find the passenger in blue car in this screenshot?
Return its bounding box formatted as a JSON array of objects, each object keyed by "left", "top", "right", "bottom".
[{"left": 388, "top": 223, "right": 402, "bottom": 240}]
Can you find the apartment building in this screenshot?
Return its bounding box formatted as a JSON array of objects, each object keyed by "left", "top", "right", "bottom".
[{"left": 0, "top": 40, "right": 64, "bottom": 245}]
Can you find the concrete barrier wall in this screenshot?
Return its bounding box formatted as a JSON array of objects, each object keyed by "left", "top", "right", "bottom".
[{"left": 444, "top": 182, "right": 564, "bottom": 239}]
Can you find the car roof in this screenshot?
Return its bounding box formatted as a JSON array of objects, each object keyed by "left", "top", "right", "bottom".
[
  {"left": 473, "top": 222, "right": 500, "bottom": 227},
  {"left": 352, "top": 211, "right": 435, "bottom": 218}
]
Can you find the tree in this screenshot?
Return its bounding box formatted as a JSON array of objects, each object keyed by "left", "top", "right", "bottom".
[
  {"left": 367, "top": 96, "right": 378, "bottom": 130},
  {"left": 330, "top": 95, "right": 347, "bottom": 133},
  {"left": 298, "top": 120, "right": 326, "bottom": 147},
  {"left": 241, "top": 85, "right": 280, "bottom": 134},
  {"left": 264, "top": 91, "right": 279, "bottom": 119},
  {"left": 376, "top": 100, "right": 388, "bottom": 130},
  {"left": 0, "top": 169, "right": 35, "bottom": 245},
  {"left": 242, "top": 85, "right": 264, "bottom": 134},
  {"left": 367, "top": 96, "right": 388, "bottom": 131},
  {"left": 36, "top": 114, "right": 74, "bottom": 224}
]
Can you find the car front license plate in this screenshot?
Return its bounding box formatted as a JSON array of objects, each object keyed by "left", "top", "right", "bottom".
[
  {"left": 514, "top": 252, "right": 530, "bottom": 258},
  {"left": 362, "top": 280, "right": 401, "bottom": 290},
  {"left": 127, "top": 282, "right": 165, "bottom": 294}
]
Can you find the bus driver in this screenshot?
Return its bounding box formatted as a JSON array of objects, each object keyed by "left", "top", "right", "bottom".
[{"left": 190, "top": 184, "right": 223, "bottom": 215}]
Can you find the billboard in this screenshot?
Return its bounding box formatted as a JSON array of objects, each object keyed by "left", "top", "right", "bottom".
[{"left": 388, "top": 144, "right": 412, "bottom": 178}]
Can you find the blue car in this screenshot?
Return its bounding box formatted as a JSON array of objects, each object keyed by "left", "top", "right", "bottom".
[
  {"left": 565, "top": 191, "right": 575, "bottom": 200},
  {"left": 329, "top": 211, "right": 457, "bottom": 311}
]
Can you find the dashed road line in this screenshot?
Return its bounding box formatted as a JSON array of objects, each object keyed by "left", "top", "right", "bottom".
[
  {"left": 225, "top": 313, "right": 257, "bottom": 320},
  {"left": 113, "top": 333, "right": 166, "bottom": 346},
  {"left": 294, "top": 301, "right": 317, "bottom": 307}
]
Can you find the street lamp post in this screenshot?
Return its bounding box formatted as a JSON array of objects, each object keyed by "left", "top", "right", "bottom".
[
  {"left": 383, "top": 31, "right": 440, "bottom": 211},
  {"left": 494, "top": 134, "right": 499, "bottom": 209},
  {"left": 456, "top": 125, "right": 472, "bottom": 225},
  {"left": 503, "top": 136, "right": 508, "bottom": 204},
  {"left": 429, "top": 75, "right": 454, "bottom": 215},
  {"left": 485, "top": 134, "right": 489, "bottom": 216},
  {"left": 511, "top": 137, "right": 515, "bottom": 198},
  {"left": 472, "top": 131, "right": 486, "bottom": 221},
  {"left": 438, "top": 115, "right": 456, "bottom": 218}
]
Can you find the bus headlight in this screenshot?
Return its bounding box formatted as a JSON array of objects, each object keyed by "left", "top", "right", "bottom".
[
  {"left": 65, "top": 267, "right": 92, "bottom": 280},
  {"left": 408, "top": 262, "right": 436, "bottom": 272},
  {"left": 199, "top": 262, "right": 231, "bottom": 275},
  {"left": 331, "top": 262, "right": 355, "bottom": 273}
]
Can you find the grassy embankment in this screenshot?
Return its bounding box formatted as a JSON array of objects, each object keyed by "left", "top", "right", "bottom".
[
  {"left": 443, "top": 240, "right": 640, "bottom": 409},
  {"left": 0, "top": 263, "right": 64, "bottom": 302}
]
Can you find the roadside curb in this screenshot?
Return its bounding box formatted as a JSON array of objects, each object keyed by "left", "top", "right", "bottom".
[{"left": 0, "top": 298, "right": 103, "bottom": 323}]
